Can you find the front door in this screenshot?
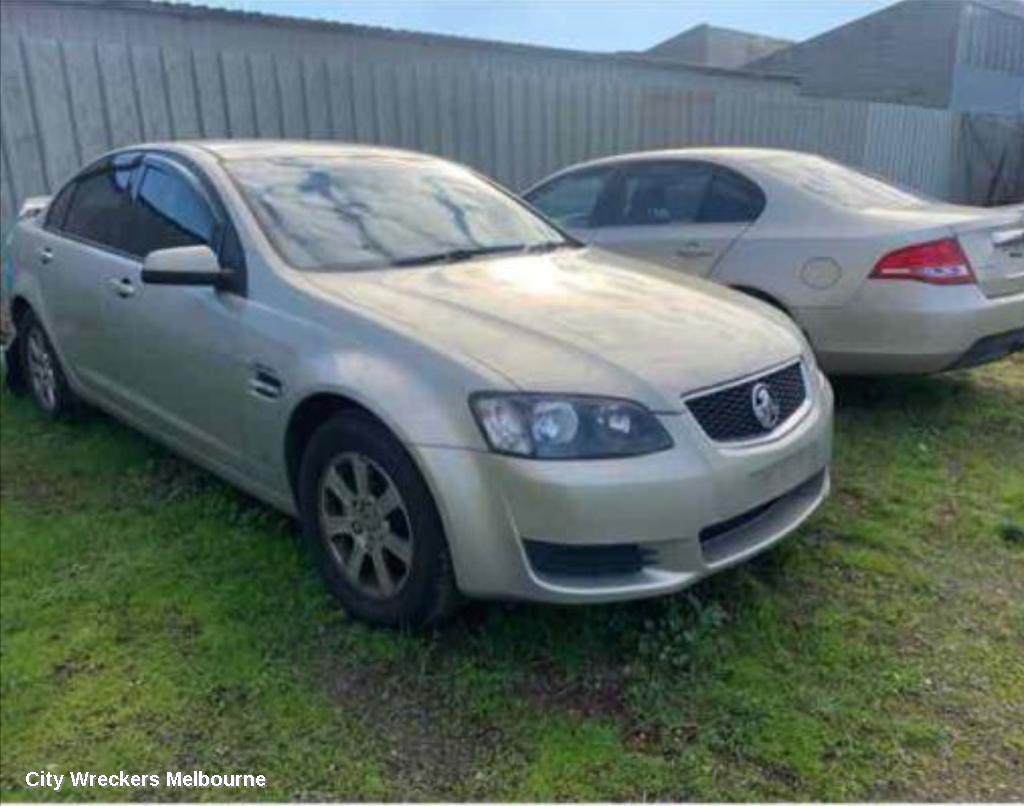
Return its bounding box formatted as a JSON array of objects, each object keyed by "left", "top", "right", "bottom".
[
  {"left": 588, "top": 160, "right": 749, "bottom": 279},
  {"left": 524, "top": 164, "right": 618, "bottom": 244},
  {"left": 102, "top": 156, "right": 250, "bottom": 472}
]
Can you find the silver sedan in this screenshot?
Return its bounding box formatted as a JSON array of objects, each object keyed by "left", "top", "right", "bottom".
[
  {"left": 4, "top": 141, "right": 832, "bottom": 626},
  {"left": 525, "top": 148, "right": 1024, "bottom": 375}
]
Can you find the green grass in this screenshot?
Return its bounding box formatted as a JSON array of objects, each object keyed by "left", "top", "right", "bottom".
[{"left": 2, "top": 357, "right": 1022, "bottom": 801}]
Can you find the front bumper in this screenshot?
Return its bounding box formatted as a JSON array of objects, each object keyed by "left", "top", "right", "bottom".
[
  {"left": 798, "top": 284, "right": 1024, "bottom": 375},
  {"left": 415, "top": 370, "right": 833, "bottom": 604}
]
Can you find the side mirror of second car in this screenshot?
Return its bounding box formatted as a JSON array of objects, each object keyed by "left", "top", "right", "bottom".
[{"left": 141, "top": 245, "right": 225, "bottom": 287}]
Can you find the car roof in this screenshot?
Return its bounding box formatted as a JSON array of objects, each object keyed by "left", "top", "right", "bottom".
[
  {"left": 139, "top": 139, "right": 439, "bottom": 163},
  {"left": 562, "top": 146, "right": 811, "bottom": 166},
  {"left": 528, "top": 147, "right": 821, "bottom": 187}
]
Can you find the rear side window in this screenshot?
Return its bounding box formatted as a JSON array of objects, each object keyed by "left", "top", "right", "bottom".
[
  {"left": 61, "top": 166, "right": 135, "bottom": 253},
  {"left": 44, "top": 182, "right": 76, "bottom": 230},
  {"left": 699, "top": 168, "right": 765, "bottom": 223},
  {"left": 526, "top": 167, "right": 615, "bottom": 229},
  {"left": 131, "top": 165, "right": 216, "bottom": 257},
  {"left": 611, "top": 162, "right": 714, "bottom": 226}
]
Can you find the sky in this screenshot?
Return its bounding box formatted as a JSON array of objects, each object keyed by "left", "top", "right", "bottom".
[{"left": 193, "top": 0, "right": 897, "bottom": 52}]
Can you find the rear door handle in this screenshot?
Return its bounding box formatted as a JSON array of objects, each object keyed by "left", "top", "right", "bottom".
[
  {"left": 108, "top": 277, "right": 136, "bottom": 299},
  {"left": 37, "top": 247, "right": 53, "bottom": 265}
]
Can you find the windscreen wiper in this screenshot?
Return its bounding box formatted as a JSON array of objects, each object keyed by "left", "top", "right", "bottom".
[
  {"left": 392, "top": 240, "right": 580, "bottom": 267},
  {"left": 392, "top": 244, "right": 528, "bottom": 267},
  {"left": 522, "top": 240, "right": 579, "bottom": 254}
]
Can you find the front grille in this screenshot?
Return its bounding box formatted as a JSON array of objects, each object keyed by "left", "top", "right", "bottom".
[
  {"left": 523, "top": 540, "right": 655, "bottom": 578},
  {"left": 685, "top": 361, "right": 806, "bottom": 442}
]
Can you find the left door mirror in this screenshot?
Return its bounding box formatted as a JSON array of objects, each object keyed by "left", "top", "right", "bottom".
[{"left": 141, "top": 245, "right": 223, "bottom": 286}]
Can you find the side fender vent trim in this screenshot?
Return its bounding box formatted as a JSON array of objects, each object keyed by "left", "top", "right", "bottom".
[{"left": 250, "top": 364, "right": 283, "bottom": 400}]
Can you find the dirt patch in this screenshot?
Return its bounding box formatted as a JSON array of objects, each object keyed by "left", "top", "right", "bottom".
[
  {"left": 522, "top": 658, "right": 630, "bottom": 723},
  {"left": 51, "top": 655, "right": 103, "bottom": 685},
  {"left": 321, "top": 658, "right": 522, "bottom": 800},
  {"left": 0, "top": 460, "right": 94, "bottom": 512},
  {"left": 521, "top": 657, "right": 682, "bottom": 755},
  {"left": 115, "top": 454, "right": 219, "bottom": 511},
  {"left": 0, "top": 423, "right": 211, "bottom": 514}
]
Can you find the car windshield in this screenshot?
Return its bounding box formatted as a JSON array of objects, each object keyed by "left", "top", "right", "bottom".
[
  {"left": 227, "top": 154, "right": 571, "bottom": 271},
  {"left": 762, "top": 154, "right": 935, "bottom": 209}
]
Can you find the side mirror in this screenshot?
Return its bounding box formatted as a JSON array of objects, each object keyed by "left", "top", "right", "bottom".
[{"left": 141, "top": 245, "right": 225, "bottom": 287}]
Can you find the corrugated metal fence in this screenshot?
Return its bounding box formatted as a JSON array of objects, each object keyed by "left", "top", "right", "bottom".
[{"left": 1, "top": 23, "right": 1020, "bottom": 233}]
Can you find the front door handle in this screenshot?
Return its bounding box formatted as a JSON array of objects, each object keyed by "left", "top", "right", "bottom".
[
  {"left": 108, "top": 277, "right": 136, "bottom": 299},
  {"left": 37, "top": 247, "right": 53, "bottom": 265},
  {"left": 677, "top": 242, "right": 714, "bottom": 258}
]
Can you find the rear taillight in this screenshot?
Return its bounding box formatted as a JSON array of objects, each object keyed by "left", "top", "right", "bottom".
[{"left": 870, "top": 238, "right": 975, "bottom": 285}]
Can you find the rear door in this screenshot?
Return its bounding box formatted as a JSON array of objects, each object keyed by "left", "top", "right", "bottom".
[
  {"left": 586, "top": 161, "right": 764, "bottom": 279},
  {"left": 33, "top": 155, "right": 141, "bottom": 398}
]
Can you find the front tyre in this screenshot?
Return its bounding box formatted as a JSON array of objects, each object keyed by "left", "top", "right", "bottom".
[
  {"left": 297, "top": 412, "right": 460, "bottom": 627},
  {"left": 18, "top": 310, "right": 81, "bottom": 419}
]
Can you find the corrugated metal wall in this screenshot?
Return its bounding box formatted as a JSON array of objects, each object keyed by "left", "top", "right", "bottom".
[
  {"left": 955, "top": 113, "right": 1024, "bottom": 204},
  {"left": 958, "top": 1, "right": 1024, "bottom": 75},
  {"left": 951, "top": 1, "right": 1024, "bottom": 115},
  {"left": 0, "top": 1, "right": 1019, "bottom": 232},
  {"left": 747, "top": 0, "right": 965, "bottom": 110}
]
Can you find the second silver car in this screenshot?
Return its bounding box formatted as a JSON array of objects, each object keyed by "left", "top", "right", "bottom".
[{"left": 526, "top": 148, "right": 1024, "bottom": 375}]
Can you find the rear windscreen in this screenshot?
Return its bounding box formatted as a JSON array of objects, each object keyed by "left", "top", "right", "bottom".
[{"left": 762, "top": 154, "right": 935, "bottom": 209}]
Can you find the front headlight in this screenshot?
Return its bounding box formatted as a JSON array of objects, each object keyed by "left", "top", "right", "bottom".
[{"left": 470, "top": 393, "right": 673, "bottom": 459}]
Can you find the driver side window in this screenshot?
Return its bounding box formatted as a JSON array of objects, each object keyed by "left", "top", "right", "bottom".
[
  {"left": 131, "top": 165, "right": 217, "bottom": 258},
  {"left": 526, "top": 167, "right": 614, "bottom": 229}
]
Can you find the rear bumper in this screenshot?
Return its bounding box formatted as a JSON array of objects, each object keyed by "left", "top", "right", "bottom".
[
  {"left": 413, "top": 370, "right": 833, "bottom": 604},
  {"left": 946, "top": 327, "right": 1024, "bottom": 371},
  {"left": 798, "top": 284, "right": 1024, "bottom": 375}
]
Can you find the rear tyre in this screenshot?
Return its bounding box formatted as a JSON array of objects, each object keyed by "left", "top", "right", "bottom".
[
  {"left": 297, "top": 412, "right": 460, "bottom": 627},
  {"left": 17, "top": 310, "right": 81, "bottom": 420}
]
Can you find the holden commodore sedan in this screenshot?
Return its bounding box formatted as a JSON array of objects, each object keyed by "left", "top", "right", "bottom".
[
  {"left": 4, "top": 141, "right": 832, "bottom": 626},
  {"left": 524, "top": 148, "right": 1024, "bottom": 375}
]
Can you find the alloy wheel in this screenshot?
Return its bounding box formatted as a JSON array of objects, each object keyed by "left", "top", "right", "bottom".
[
  {"left": 26, "top": 328, "right": 58, "bottom": 412},
  {"left": 318, "top": 452, "right": 414, "bottom": 599}
]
